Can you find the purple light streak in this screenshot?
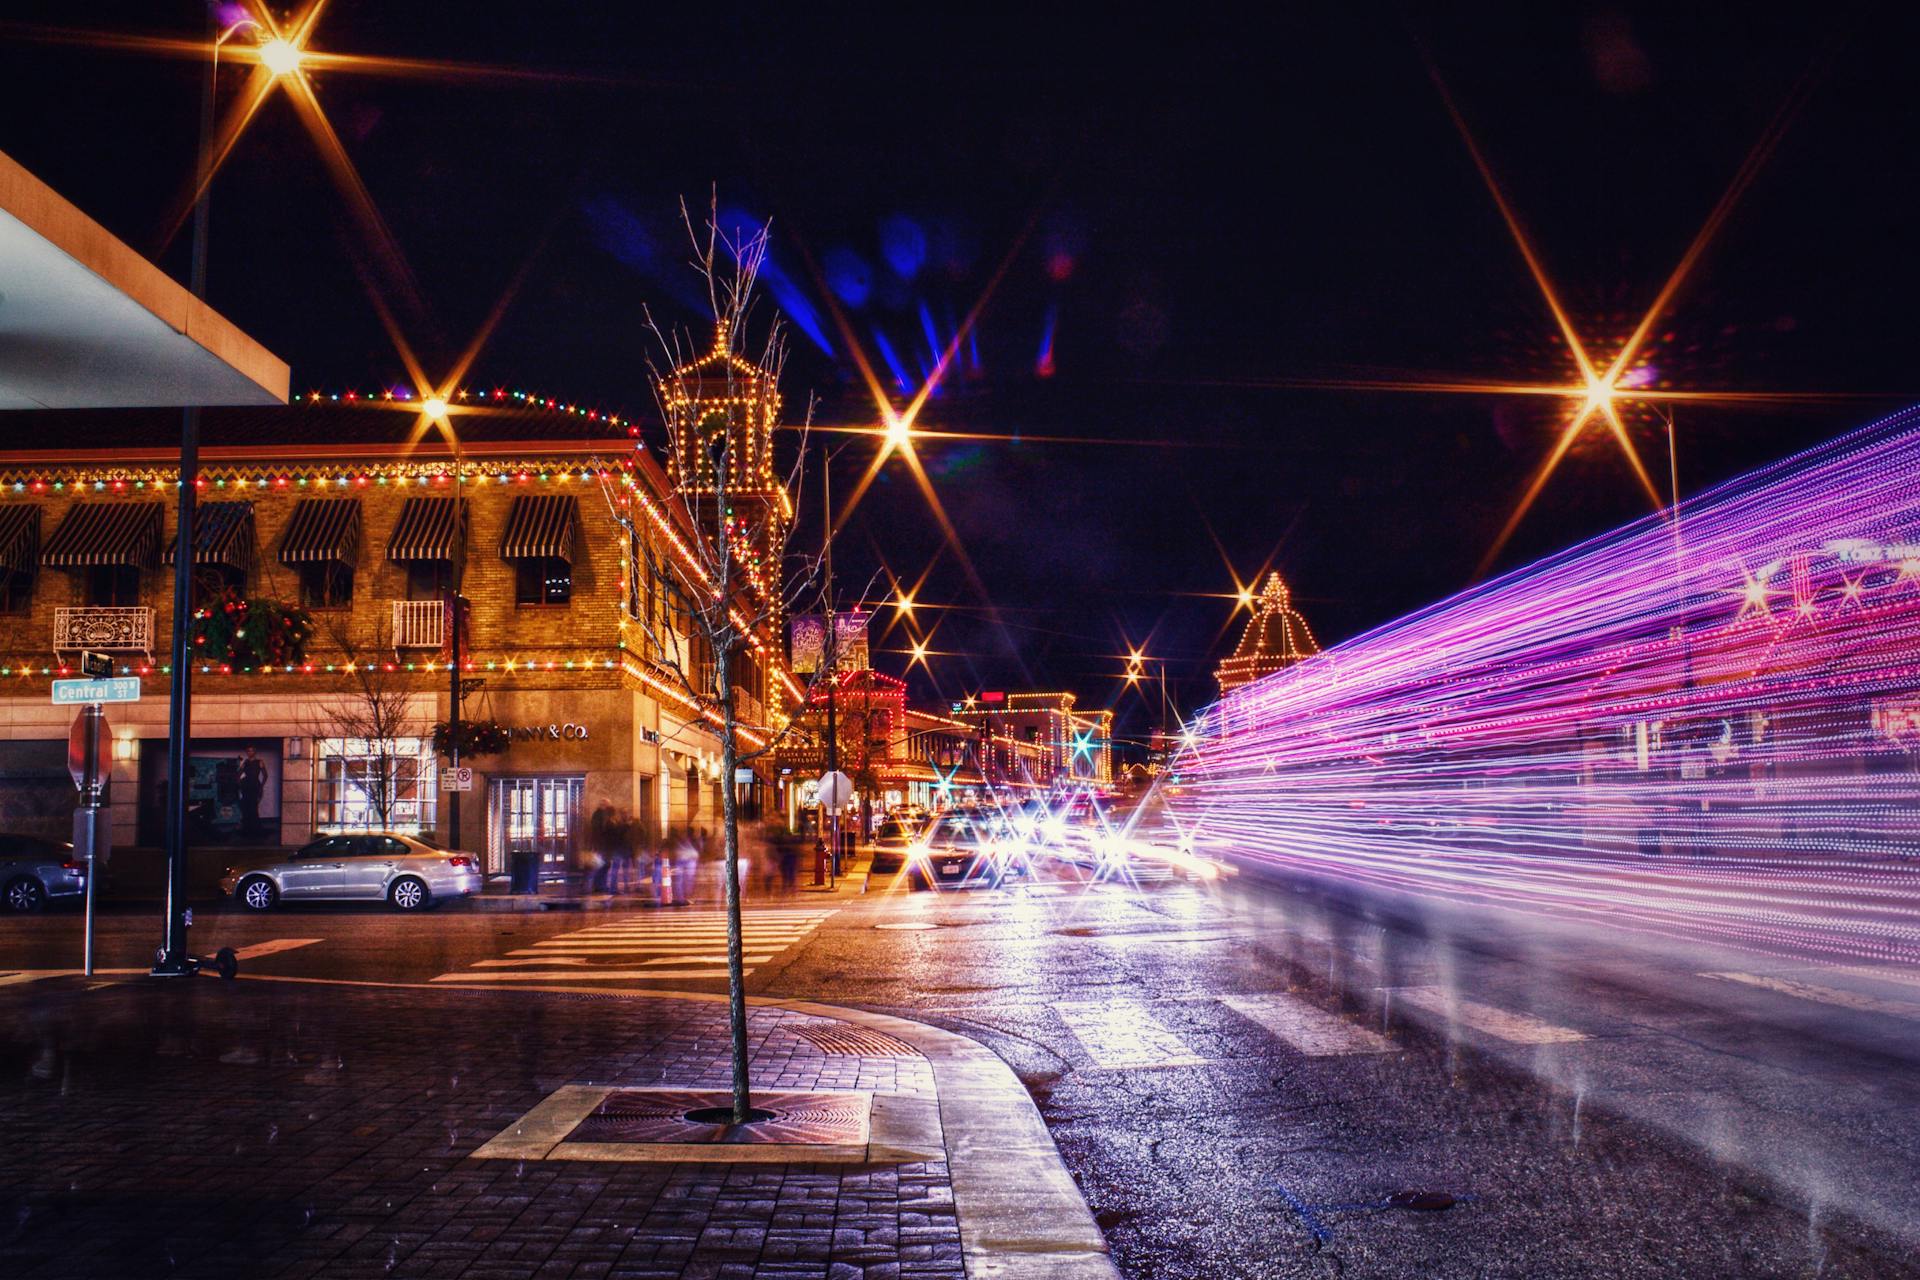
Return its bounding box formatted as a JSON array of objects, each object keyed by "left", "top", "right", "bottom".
[{"left": 1169, "top": 409, "right": 1920, "bottom": 967}]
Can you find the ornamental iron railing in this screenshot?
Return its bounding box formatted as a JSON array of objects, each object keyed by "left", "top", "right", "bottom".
[{"left": 53, "top": 606, "right": 154, "bottom": 658}]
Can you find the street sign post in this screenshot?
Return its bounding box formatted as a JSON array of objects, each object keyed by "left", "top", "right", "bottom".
[
  {"left": 816, "top": 770, "right": 854, "bottom": 809},
  {"left": 439, "top": 766, "right": 474, "bottom": 792},
  {"left": 67, "top": 705, "right": 109, "bottom": 976},
  {"left": 815, "top": 770, "right": 854, "bottom": 889},
  {"left": 52, "top": 677, "right": 141, "bottom": 705}
]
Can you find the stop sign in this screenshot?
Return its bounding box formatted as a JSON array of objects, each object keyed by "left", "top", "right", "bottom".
[
  {"left": 67, "top": 709, "right": 111, "bottom": 793},
  {"left": 816, "top": 770, "right": 854, "bottom": 809}
]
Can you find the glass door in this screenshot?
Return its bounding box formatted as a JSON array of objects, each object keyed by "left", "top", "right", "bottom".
[{"left": 488, "top": 776, "right": 584, "bottom": 880}]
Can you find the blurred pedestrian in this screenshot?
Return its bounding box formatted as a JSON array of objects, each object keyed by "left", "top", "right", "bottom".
[
  {"left": 608, "top": 808, "right": 635, "bottom": 895},
  {"left": 674, "top": 825, "right": 703, "bottom": 907},
  {"left": 585, "top": 803, "right": 614, "bottom": 893}
]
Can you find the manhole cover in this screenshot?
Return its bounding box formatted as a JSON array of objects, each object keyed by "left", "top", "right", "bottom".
[
  {"left": 566, "top": 1089, "right": 870, "bottom": 1146},
  {"left": 875, "top": 921, "right": 938, "bottom": 931}
]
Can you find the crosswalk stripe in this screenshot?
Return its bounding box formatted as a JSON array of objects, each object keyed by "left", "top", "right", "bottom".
[
  {"left": 433, "top": 969, "right": 734, "bottom": 982},
  {"left": 230, "top": 939, "right": 323, "bottom": 960},
  {"left": 1219, "top": 993, "right": 1396, "bottom": 1056},
  {"left": 1052, "top": 1000, "right": 1208, "bottom": 1069},
  {"left": 1389, "top": 987, "right": 1587, "bottom": 1044},
  {"left": 435, "top": 908, "right": 837, "bottom": 987},
  {"left": 472, "top": 954, "right": 773, "bottom": 968},
  {"left": 1702, "top": 972, "right": 1920, "bottom": 1020},
  {"left": 557, "top": 929, "right": 816, "bottom": 940},
  {"left": 532, "top": 938, "right": 814, "bottom": 950}
]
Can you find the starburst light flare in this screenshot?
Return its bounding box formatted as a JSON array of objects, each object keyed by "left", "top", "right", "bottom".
[{"left": 1169, "top": 406, "right": 1920, "bottom": 968}]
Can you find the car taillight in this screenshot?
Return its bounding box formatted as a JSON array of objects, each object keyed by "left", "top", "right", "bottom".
[
  {"left": 61, "top": 860, "right": 85, "bottom": 873},
  {"left": 447, "top": 855, "right": 474, "bottom": 868}
]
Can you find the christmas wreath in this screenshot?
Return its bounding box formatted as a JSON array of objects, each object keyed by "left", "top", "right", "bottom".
[
  {"left": 190, "top": 589, "right": 313, "bottom": 670},
  {"left": 432, "top": 719, "right": 511, "bottom": 759}
]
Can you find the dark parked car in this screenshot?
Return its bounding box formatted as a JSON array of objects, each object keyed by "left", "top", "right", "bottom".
[{"left": 0, "top": 834, "right": 87, "bottom": 913}]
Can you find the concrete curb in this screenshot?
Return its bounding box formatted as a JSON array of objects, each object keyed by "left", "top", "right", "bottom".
[{"left": 770, "top": 996, "right": 1120, "bottom": 1279}]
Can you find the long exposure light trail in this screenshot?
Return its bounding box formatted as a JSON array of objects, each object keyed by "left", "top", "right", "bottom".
[{"left": 1168, "top": 408, "right": 1920, "bottom": 968}]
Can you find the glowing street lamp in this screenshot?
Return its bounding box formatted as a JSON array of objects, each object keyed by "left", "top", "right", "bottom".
[{"left": 257, "top": 36, "right": 305, "bottom": 77}]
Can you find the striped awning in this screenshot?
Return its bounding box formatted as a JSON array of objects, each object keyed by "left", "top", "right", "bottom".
[
  {"left": 41, "top": 502, "right": 163, "bottom": 568},
  {"left": 499, "top": 495, "right": 577, "bottom": 563},
  {"left": 385, "top": 497, "right": 467, "bottom": 562},
  {"left": 164, "top": 501, "right": 255, "bottom": 567},
  {"left": 0, "top": 506, "right": 40, "bottom": 576},
  {"left": 277, "top": 498, "right": 362, "bottom": 566}
]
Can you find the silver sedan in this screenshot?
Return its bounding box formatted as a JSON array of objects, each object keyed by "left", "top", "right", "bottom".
[
  {"left": 0, "top": 834, "right": 87, "bottom": 912},
  {"left": 221, "top": 833, "right": 482, "bottom": 912}
]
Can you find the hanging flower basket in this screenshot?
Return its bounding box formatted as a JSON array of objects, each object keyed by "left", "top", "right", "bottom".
[
  {"left": 433, "top": 719, "right": 510, "bottom": 759},
  {"left": 190, "top": 589, "right": 313, "bottom": 670}
]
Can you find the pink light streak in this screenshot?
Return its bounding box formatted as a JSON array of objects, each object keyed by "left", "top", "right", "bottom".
[{"left": 1169, "top": 408, "right": 1920, "bottom": 968}]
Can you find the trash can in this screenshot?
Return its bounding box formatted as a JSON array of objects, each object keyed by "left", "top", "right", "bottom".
[{"left": 509, "top": 848, "right": 540, "bottom": 894}]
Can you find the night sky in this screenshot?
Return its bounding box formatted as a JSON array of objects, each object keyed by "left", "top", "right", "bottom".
[{"left": 6, "top": 3, "right": 1919, "bottom": 747}]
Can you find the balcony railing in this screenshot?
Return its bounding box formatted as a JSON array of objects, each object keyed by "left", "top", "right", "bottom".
[
  {"left": 54, "top": 607, "right": 154, "bottom": 658},
  {"left": 391, "top": 600, "right": 445, "bottom": 650}
]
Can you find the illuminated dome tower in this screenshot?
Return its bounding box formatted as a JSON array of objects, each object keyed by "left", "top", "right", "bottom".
[{"left": 1216, "top": 572, "right": 1319, "bottom": 694}]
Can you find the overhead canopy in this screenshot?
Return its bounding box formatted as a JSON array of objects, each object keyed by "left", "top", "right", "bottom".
[
  {"left": 164, "top": 500, "right": 254, "bottom": 568},
  {"left": 0, "top": 148, "right": 288, "bottom": 409},
  {"left": 0, "top": 505, "right": 38, "bottom": 575},
  {"left": 277, "top": 498, "right": 361, "bottom": 566},
  {"left": 500, "top": 494, "right": 577, "bottom": 563},
  {"left": 41, "top": 501, "right": 164, "bottom": 568},
  {"left": 385, "top": 497, "right": 467, "bottom": 562}
]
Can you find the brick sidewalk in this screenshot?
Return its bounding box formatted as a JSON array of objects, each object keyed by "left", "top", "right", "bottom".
[{"left": 0, "top": 978, "right": 963, "bottom": 1279}]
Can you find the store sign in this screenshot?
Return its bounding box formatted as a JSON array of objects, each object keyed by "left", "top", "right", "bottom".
[
  {"left": 509, "top": 722, "right": 591, "bottom": 743},
  {"left": 789, "top": 612, "right": 870, "bottom": 673}
]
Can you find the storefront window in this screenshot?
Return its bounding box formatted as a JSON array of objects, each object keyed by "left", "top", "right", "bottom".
[{"left": 315, "top": 736, "right": 437, "bottom": 833}]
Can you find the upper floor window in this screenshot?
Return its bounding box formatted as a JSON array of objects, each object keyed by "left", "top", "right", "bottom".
[
  {"left": 298, "top": 562, "right": 354, "bottom": 609},
  {"left": 405, "top": 560, "right": 453, "bottom": 601},
  {"left": 0, "top": 568, "right": 32, "bottom": 614},
  {"left": 86, "top": 565, "right": 141, "bottom": 607},
  {"left": 515, "top": 557, "right": 572, "bottom": 606}
]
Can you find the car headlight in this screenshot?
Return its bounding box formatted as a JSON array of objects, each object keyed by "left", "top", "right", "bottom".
[{"left": 907, "top": 843, "right": 932, "bottom": 862}]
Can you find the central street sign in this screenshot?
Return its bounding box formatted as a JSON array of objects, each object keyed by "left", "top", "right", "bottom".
[
  {"left": 52, "top": 677, "right": 142, "bottom": 705},
  {"left": 439, "top": 766, "right": 475, "bottom": 792}
]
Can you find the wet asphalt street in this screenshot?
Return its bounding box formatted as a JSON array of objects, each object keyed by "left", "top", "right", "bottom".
[
  {"left": 767, "top": 864, "right": 1920, "bottom": 1279},
  {"left": 7, "top": 858, "right": 1920, "bottom": 1278}
]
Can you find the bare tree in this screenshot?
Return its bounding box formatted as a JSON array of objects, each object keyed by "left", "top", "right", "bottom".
[
  {"left": 302, "top": 612, "right": 425, "bottom": 833},
  {"left": 596, "top": 194, "right": 859, "bottom": 1123}
]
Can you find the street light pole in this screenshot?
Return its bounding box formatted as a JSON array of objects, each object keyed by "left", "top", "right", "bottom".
[
  {"left": 154, "top": 18, "right": 247, "bottom": 977},
  {"left": 822, "top": 451, "right": 840, "bottom": 880},
  {"left": 447, "top": 446, "right": 464, "bottom": 851}
]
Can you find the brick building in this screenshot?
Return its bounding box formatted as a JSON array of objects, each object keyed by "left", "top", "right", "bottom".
[{"left": 0, "top": 393, "right": 787, "bottom": 881}]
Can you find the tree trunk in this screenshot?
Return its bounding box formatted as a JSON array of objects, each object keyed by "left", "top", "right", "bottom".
[{"left": 717, "top": 648, "right": 752, "bottom": 1124}]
